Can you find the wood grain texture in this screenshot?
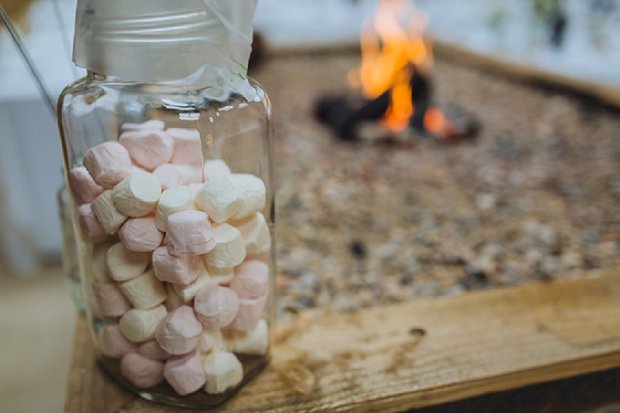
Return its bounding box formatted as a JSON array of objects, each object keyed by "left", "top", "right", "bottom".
[{"left": 65, "top": 269, "right": 620, "bottom": 413}]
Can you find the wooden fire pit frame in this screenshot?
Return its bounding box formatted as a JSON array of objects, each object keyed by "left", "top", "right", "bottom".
[
  {"left": 65, "top": 268, "right": 620, "bottom": 412},
  {"left": 432, "top": 40, "right": 620, "bottom": 110},
  {"left": 263, "top": 40, "right": 620, "bottom": 110}
]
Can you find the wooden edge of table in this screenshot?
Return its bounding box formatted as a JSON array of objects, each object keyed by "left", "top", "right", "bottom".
[{"left": 65, "top": 268, "right": 620, "bottom": 413}]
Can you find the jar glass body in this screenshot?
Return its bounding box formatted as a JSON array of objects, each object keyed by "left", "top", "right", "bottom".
[
  {"left": 57, "top": 72, "right": 275, "bottom": 408},
  {"left": 57, "top": 185, "right": 84, "bottom": 312}
]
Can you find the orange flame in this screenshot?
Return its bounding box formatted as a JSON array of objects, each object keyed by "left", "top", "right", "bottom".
[{"left": 350, "top": 0, "right": 434, "bottom": 132}]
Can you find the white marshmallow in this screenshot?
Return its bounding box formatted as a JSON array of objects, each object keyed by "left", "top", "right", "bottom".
[
  {"left": 172, "top": 270, "right": 236, "bottom": 303},
  {"left": 225, "top": 319, "right": 269, "bottom": 356},
  {"left": 131, "top": 165, "right": 147, "bottom": 174},
  {"left": 197, "top": 329, "right": 225, "bottom": 354},
  {"left": 120, "top": 270, "right": 167, "bottom": 310},
  {"left": 165, "top": 283, "right": 186, "bottom": 311},
  {"left": 194, "top": 176, "right": 243, "bottom": 223},
  {"left": 119, "top": 305, "right": 167, "bottom": 343},
  {"left": 78, "top": 204, "right": 110, "bottom": 242},
  {"left": 230, "top": 174, "right": 267, "bottom": 219},
  {"left": 121, "top": 120, "right": 165, "bottom": 131},
  {"left": 231, "top": 212, "right": 271, "bottom": 256},
  {"left": 106, "top": 242, "right": 150, "bottom": 282},
  {"left": 205, "top": 266, "right": 234, "bottom": 285},
  {"left": 90, "top": 242, "right": 115, "bottom": 282},
  {"left": 173, "top": 272, "right": 211, "bottom": 302},
  {"left": 112, "top": 172, "right": 161, "bottom": 217},
  {"left": 152, "top": 164, "right": 184, "bottom": 191},
  {"left": 203, "top": 224, "right": 246, "bottom": 269},
  {"left": 155, "top": 186, "right": 193, "bottom": 231},
  {"left": 188, "top": 183, "right": 203, "bottom": 197},
  {"left": 203, "top": 159, "right": 231, "bottom": 181},
  {"left": 175, "top": 164, "right": 203, "bottom": 185},
  {"left": 202, "top": 351, "right": 244, "bottom": 394},
  {"left": 91, "top": 190, "right": 127, "bottom": 234}
]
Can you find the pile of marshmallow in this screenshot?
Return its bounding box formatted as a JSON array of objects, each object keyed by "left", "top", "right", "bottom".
[{"left": 68, "top": 120, "right": 271, "bottom": 396}]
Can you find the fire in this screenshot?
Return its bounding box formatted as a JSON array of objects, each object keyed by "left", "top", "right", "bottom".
[
  {"left": 423, "top": 107, "right": 447, "bottom": 134},
  {"left": 349, "top": 0, "right": 436, "bottom": 132}
]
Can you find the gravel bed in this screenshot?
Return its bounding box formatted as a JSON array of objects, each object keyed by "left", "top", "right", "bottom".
[{"left": 251, "top": 53, "right": 620, "bottom": 321}]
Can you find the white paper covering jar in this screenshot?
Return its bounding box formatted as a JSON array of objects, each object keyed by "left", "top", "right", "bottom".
[{"left": 56, "top": 0, "right": 275, "bottom": 408}]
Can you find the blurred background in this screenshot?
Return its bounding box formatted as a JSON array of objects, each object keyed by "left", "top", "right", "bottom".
[{"left": 0, "top": 0, "right": 619, "bottom": 411}]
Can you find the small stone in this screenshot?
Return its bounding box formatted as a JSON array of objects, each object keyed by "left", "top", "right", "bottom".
[{"left": 349, "top": 240, "right": 366, "bottom": 259}]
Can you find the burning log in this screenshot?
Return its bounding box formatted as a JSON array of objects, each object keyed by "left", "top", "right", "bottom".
[
  {"left": 314, "top": 0, "right": 478, "bottom": 143},
  {"left": 315, "top": 69, "right": 478, "bottom": 142}
]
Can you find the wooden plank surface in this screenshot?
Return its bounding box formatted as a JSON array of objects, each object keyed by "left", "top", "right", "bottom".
[{"left": 65, "top": 269, "right": 620, "bottom": 413}]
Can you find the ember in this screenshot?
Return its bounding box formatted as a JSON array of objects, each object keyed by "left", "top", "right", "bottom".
[{"left": 315, "top": 0, "right": 478, "bottom": 142}]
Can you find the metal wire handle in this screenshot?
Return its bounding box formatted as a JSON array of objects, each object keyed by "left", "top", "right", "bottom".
[{"left": 0, "top": 3, "right": 57, "bottom": 116}]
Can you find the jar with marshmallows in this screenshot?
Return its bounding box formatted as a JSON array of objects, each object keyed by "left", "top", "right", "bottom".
[{"left": 57, "top": 0, "right": 274, "bottom": 408}]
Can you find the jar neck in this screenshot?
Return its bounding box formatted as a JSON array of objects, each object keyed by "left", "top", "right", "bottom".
[{"left": 87, "top": 71, "right": 115, "bottom": 81}]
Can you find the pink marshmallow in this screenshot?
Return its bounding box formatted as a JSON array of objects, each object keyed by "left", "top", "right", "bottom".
[
  {"left": 119, "top": 129, "right": 174, "bottom": 171},
  {"left": 139, "top": 340, "right": 172, "bottom": 361},
  {"left": 152, "top": 164, "right": 184, "bottom": 190},
  {"left": 203, "top": 159, "right": 231, "bottom": 181},
  {"left": 119, "top": 216, "right": 164, "bottom": 252},
  {"left": 164, "top": 352, "right": 206, "bottom": 396},
  {"left": 165, "top": 210, "right": 216, "bottom": 256},
  {"left": 194, "top": 285, "right": 239, "bottom": 329},
  {"left": 155, "top": 305, "right": 202, "bottom": 355},
  {"left": 232, "top": 293, "right": 268, "bottom": 332},
  {"left": 69, "top": 166, "right": 103, "bottom": 204},
  {"left": 230, "top": 260, "right": 269, "bottom": 299},
  {"left": 121, "top": 120, "right": 165, "bottom": 132},
  {"left": 93, "top": 281, "right": 132, "bottom": 317},
  {"left": 78, "top": 204, "right": 110, "bottom": 242},
  {"left": 167, "top": 128, "right": 203, "bottom": 165},
  {"left": 120, "top": 353, "right": 164, "bottom": 389},
  {"left": 83, "top": 142, "right": 133, "bottom": 189},
  {"left": 100, "top": 324, "right": 138, "bottom": 358},
  {"left": 152, "top": 246, "right": 202, "bottom": 285}
]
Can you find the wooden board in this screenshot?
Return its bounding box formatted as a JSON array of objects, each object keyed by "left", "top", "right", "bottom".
[
  {"left": 261, "top": 40, "right": 620, "bottom": 109},
  {"left": 65, "top": 269, "right": 620, "bottom": 413},
  {"left": 432, "top": 40, "right": 620, "bottom": 109}
]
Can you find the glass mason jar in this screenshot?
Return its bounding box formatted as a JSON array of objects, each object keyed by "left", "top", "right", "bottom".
[
  {"left": 57, "top": 184, "right": 85, "bottom": 313},
  {"left": 57, "top": 70, "right": 274, "bottom": 406}
]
